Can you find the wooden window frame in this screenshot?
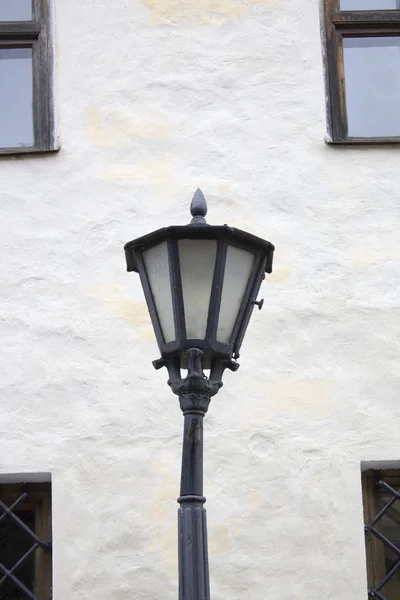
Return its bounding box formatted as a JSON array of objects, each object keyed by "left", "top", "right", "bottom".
[
  {"left": 0, "top": 482, "right": 52, "bottom": 600},
  {"left": 324, "top": 0, "right": 400, "bottom": 144},
  {"left": 0, "top": 0, "right": 57, "bottom": 156},
  {"left": 362, "top": 469, "right": 400, "bottom": 597}
]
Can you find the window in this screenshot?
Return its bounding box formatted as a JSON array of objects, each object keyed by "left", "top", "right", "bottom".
[
  {"left": 323, "top": 0, "right": 400, "bottom": 143},
  {"left": 362, "top": 469, "right": 400, "bottom": 599},
  {"left": 0, "top": 0, "right": 56, "bottom": 155},
  {"left": 0, "top": 483, "right": 52, "bottom": 599}
]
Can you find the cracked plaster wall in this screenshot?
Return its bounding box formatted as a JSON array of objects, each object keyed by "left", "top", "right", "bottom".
[{"left": 1, "top": 0, "right": 399, "bottom": 599}]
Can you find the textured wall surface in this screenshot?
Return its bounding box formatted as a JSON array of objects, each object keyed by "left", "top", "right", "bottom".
[{"left": 1, "top": 0, "right": 399, "bottom": 598}]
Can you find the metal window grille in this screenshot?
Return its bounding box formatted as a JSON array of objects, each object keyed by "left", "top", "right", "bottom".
[
  {"left": 365, "top": 481, "right": 400, "bottom": 600},
  {"left": 0, "top": 492, "right": 51, "bottom": 600}
]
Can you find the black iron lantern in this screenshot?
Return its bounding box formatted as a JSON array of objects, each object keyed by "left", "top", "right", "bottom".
[
  {"left": 124, "top": 190, "right": 274, "bottom": 600},
  {"left": 125, "top": 189, "right": 274, "bottom": 380}
]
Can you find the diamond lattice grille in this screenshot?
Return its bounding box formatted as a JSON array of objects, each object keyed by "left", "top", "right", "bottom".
[
  {"left": 366, "top": 481, "right": 400, "bottom": 600},
  {"left": 0, "top": 493, "right": 50, "bottom": 600}
]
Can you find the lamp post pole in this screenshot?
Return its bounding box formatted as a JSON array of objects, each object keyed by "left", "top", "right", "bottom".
[
  {"left": 177, "top": 350, "right": 211, "bottom": 600},
  {"left": 154, "top": 347, "right": 238, "bottom": 600}
]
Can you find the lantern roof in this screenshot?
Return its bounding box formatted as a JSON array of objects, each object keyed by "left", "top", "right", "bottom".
[{"left": 124, "top": 189, "right": 274, "bottom": 274}]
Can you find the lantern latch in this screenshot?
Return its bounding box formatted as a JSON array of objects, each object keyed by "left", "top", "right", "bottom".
[{"left": 252, "top": 298, "right": 264, "bottom": 310}]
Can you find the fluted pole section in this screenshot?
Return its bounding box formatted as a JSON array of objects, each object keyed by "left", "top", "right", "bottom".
[{"left": 178, "top": 390, "right": 211, "bottom": 600}]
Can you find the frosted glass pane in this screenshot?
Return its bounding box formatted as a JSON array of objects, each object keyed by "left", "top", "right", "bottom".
[
  {"left": 179, "top": 239, "right": 217, "bottom": 339},
  {"left": 217, "top": 246, "right": 255, "bottom": 344},
  {"left": 143, "top": 242, "right": 175, "bottom": 344},
  {"left": 341, "top": 0, "right": 399, "bottom": 8},
  {"left": 343, "top": 37, "right": 400, "bottom": 137},
  {"left": 0, "top": 0, "right": 32, "bottom": 20},
  {"left": 0, "top": 48, "right": 33, "bottom": 148}
]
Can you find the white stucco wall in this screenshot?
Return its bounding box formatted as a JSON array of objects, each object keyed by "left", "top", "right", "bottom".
[{"left": 1, "top": 0, "right": 400, "bottom": 598}]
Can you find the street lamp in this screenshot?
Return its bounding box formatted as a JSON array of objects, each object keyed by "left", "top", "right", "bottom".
[{"left": 124, "top": 189, "right": 274, "bottom": 600}]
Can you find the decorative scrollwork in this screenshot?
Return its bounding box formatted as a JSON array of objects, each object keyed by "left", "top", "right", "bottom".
[{"left": 153, "top": 348, "right": 239, "bottom": 401}]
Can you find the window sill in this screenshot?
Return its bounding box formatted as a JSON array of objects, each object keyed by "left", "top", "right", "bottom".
[
  {"left": 0, "top": 145, "right": 60, "bottom": 157},
  {"left": 325, "top": 135, "right": 400, "bottom": 145}
]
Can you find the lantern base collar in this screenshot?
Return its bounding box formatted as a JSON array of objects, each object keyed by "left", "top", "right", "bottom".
[{"left": 153, "top": 348, "right": 239, "bottom": 398}]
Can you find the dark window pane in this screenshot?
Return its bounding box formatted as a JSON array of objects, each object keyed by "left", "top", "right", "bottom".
[
  {"left": 343, "top": 37, "right": 400, "bottom": 137},
  {"left": 377, "top": 493, "right": 400, "bottom": 600},
  {"left": 0, "top": 510, "right": 35, "bottom": 599},
  {"left": 341, "top": 0, "right": 400, "bottom": 8},
  {"left": 0, "top": 0, "right": 32, "bottom": 21},
  {"left": 0, "top": 48, "right": 34, "bottom": 148}
]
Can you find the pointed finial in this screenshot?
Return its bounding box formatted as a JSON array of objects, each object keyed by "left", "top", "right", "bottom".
[{"left": 190, "top": 189, "right": 208, "bottom": 225}]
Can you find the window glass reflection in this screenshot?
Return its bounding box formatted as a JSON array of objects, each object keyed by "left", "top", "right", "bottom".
[
  {"left": 0, "top": 0, "right": 32, "bottom": 21},
  {"left": 0, "top": 48, "right": 34, "bottom": 148},
  {"left": 343, "top": 37, "right": 400, "bottom": 137},
  {"left": 341, "top": 0, "right": 399, "bottom": 8}
]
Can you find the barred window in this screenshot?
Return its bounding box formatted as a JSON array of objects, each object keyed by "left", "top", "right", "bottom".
[
  {"left": 0, "top": 483, "right": 52, "bottom": 600},
  {"left": 363, "top": 470, "right": 400, "bottom": 600}
]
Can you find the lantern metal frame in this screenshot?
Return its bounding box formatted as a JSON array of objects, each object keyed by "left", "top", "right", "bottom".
[{"left": 124, "top": 191, "right": 274, "bottom": 372}]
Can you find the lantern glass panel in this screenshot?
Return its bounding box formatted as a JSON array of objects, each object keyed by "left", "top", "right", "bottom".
[
  {"left": 217, "top": 245, "right": 255, "bottom": 343},
  {"left": 178, "top": 239, "right": 217, "bottom": 339},
  {"left": 143, "top": 242, "right": 175, "bottom": 343}
]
